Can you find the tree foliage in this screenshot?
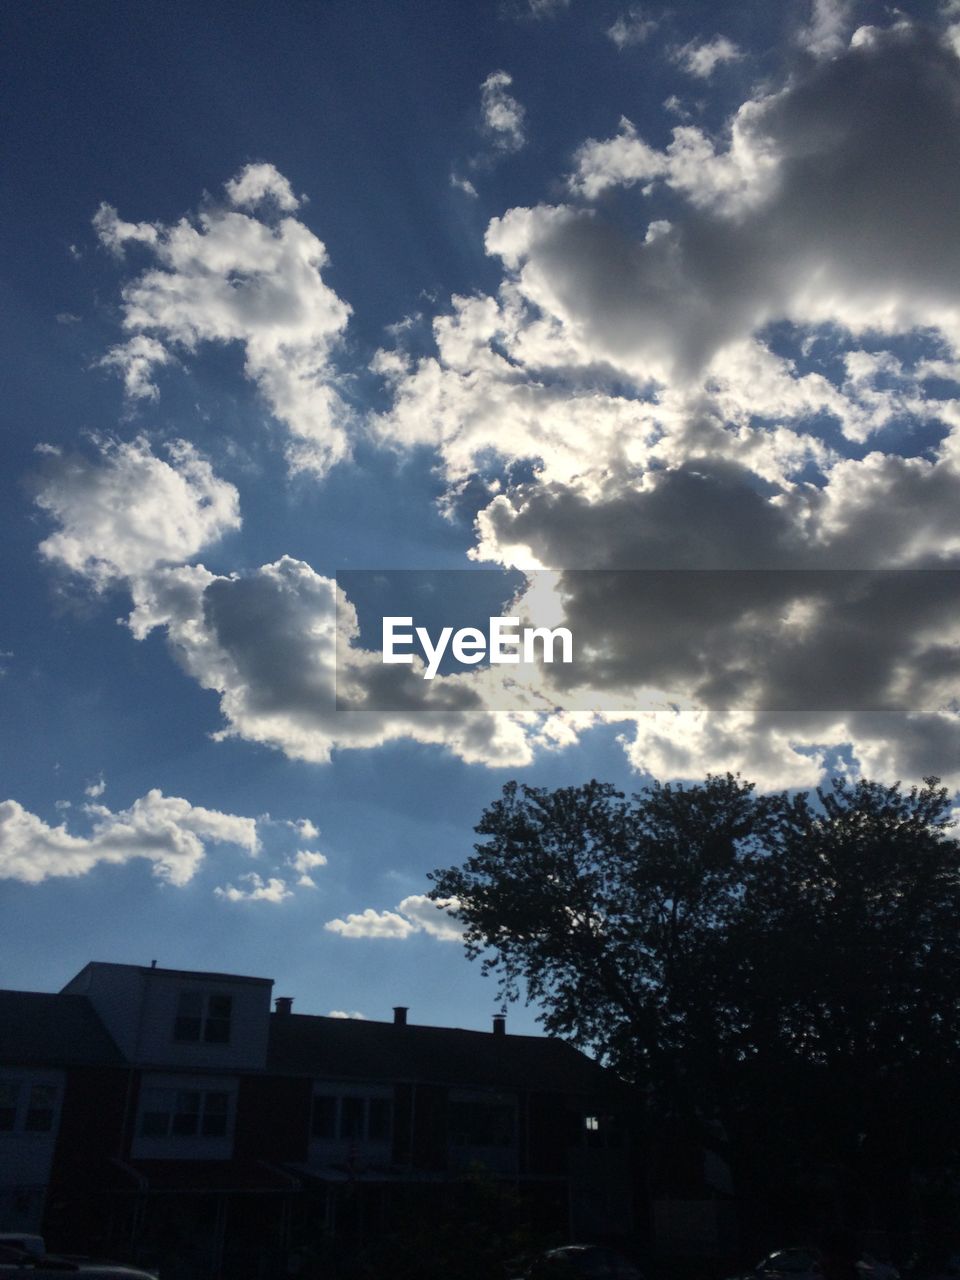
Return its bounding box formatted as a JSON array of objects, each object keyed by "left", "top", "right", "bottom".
[{"left": 429, "top": 774, "right": 960, "bottom": 1212}]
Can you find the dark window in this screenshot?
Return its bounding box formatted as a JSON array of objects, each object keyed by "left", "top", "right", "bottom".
[
  {"left": 201, "top": 1091, "right": 229, "bottom": 1136},
  {"left": 311, "top": 1094, "right": 392, "bottom": 1143},
  {"left": 448, "top": 1099, "right": 515, "bottom": 1147},
  {"left": 340, "top": 1096, "right": 364, "bottom": 1139},
  {"left": 141, "top": 1110, "right": 169, "bottom": 1137},
  {"left": 140, "top": 1087, "right": 171, "bottom": 1136},
  {"left": 171, "top": 1091, "right": 200, "bottom": 1136},
  {"left": 140, "top": 1087, "right": 231, "bottom": 1139},
  {"left": 174, "top": 991, "right": 203, "bottom": 1042},
  {"left": 0, "top": 1083, "right": 18, "bottom": 1131},
  {"left": 311, "top": 1095, "right": 337, "bottom": 1140},
  {"left": 368, "top": 1098, "right": 391, "bottom": 1142},
  {"left": 204, "top": 995, "right": 232, "bottom": 1043},
  {"left": 24, "top": 1085, "right": 57, "bottom": 1132}
]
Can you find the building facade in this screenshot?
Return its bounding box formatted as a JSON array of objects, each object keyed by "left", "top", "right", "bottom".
[{"left": 0, "top": 963, "right": 634, "bottom": 1278}]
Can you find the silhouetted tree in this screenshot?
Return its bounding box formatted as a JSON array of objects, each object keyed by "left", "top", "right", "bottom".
[{"left": 430, "top": 774, "right": 960, "bottom": 1235}]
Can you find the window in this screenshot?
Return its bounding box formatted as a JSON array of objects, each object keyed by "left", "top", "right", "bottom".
[
  {"left": 368, "top": 1098, "right": 391, "bottom": 1142},
  {"left": 310, "top": 1092, "right": 392, "bottom": 1144},
  {"left": 448, "top": 1095, "right": 515, "bottom": 1148},
  {"left": 0, "top": 1083, "right": 19, "bottom": 1131},
  {"left": 204, "top": 996, "right": 232, "bottom": 1043},
  {"left": 202, "top": 1091, "right": 229, "bottom": 1136},
  {"left": 174, "top": 992, "right": 203, "bottom": 1041},
  {"left": 568, "top": 1110, "right": 617, "bottom": 1149},
  {"left": 139, "top": 1087, "right": 232, "bottom": 1139},
  {"left": 173, "top": 991, "right": 233, "bottom": 1044},
  {"left": 24, "top": 1086, "right": 57, "bottom": 1132},
  {"left": 0, "top": 1080, "right": 59, "bottom": 1134},
  {"left": 311, "top": 1095, "right": 336, "bottom": 1140}
]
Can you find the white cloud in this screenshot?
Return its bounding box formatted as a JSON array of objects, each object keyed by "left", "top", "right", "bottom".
[
  {"left": 35, "top": 437, "right": 240, "bottom": 589},
  {"left": 396, "top": 894, "right": 465, "bottom": 941},
  {"left": 371, "top": 14, "right": 960, "bottom": 789},
  {"left": 290, "top": 849, "right": 328, "bottom": 871},
  {"left": 607, "top": 7, "right": 658, "bottom": 49},
  {"left": 289, "top": 848, "right": 328, "bottom": 887},
  {"left": 324, "top": 894, "right": 463, "bottom": 941},
  {"left": 98, "top": 336, "right": 171, "bottom": 400},
  {"left": 125, "top": 555, "right": 538, "bottom": 768},
  {"left": 325, "top": 908, "right": 418, "bottom": 939},
  {"left": 95, "top": 166, "right": 353, "bottom": 475},
  {"left": 797, "top": 0, "right": 855, "bottom": 58},
  {"left": 451, "top": 173, "right": 479, "bottom": 198},
  {"left": 0, "top": 790, "right": 258, "bottom": 886},
  {"left": 224, "top": 162, "right": 300, "bottom": 212},
  {"left": 84, "top": 775, "right": 106, "bottom": 799},
  {"left": 480, "top": 71, "right": 527, "bottom": 154},
  {"left": 214, "top": 872, "right": 292, "bottom": 903},
  {"left": 672, "top": 34, "right": 743, "bottom": 79},
  {"left": 328, "top": 1009, "right": 368, "bottom": 1019},
  {"left": 93, "top": 203, "right": 159, "bottom": 254}
]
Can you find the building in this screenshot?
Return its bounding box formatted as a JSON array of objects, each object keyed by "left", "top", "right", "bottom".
[{"left": 0, "top": 962, "right": 635, "bottom": 1277}]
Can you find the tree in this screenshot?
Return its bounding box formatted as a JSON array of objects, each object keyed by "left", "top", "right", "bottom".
[{"left": 429, "top": 774, "right": 960, "bottom": 1235}]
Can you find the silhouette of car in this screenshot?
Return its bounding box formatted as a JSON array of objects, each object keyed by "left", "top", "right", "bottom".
[
  {"left": 519, "top": 1244, "right": 645, "bottom": 1280},
  {"left": 753, "top": 1248, "right": 824, "bottom": 1280}
]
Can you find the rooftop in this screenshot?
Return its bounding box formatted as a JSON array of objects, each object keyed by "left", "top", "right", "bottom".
[
  {"left": 64, "top": 960, "right": 273, "bottom": 988},
  {"left": 267, "top": 1011, "right": 611, "bottom": 1094},
  {"left": 0, "top": 991, "right": 124, "bottom": 1066}
]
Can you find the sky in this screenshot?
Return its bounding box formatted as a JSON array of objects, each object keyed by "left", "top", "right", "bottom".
[{"left": 2, "top": 0, "right": 959, "bottom": 1033}]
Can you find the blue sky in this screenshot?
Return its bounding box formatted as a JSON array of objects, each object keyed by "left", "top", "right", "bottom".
[{"left": 2, "top": 0, "right": 959, "bottom": 1032}]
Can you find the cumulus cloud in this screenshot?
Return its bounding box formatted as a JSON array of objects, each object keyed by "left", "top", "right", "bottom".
[
  {"left": 480, "top": 71, "right": 527, "bottom": 154},
  {"left": 328, "top": 1009, "right": 367, "bottom": 1019},
  {"left": 324, "top": 894, "right": 463, "bottom": 940},
  {"left": 98, "top": 336, "right": 171, "bottom": 400},
  {"left": 607, "top": 7, "right": 658, "bottom": 48},
  {"left": 31, "top": 439, "right": 547, "bottom": 769},
  {"left": 289, "top": 848, "right": 328, "bottom": 887},
  {"left": 95, "top": 164, "right": 353, "bottom": 475},
  {"left": 84, "top": 775, "right": 106, "bottom": 799},
  {"left": 291, "top": 850, "right": 327, "bottom": 870},
  {"left": 672, "top": 34, "right": 743, "bottom": 79},
  {"left": 797, "top": 0, "right": 856, "bottom": 58},
  {"left": 34, "top": 436, "right": 240, "bottom": 589},
  {"left": 371, "top": 12, "right": 960, "bottom": 789},
  {"left": 214, "top": 872, "right": 292, "bottom": 903},
  {"left": 124, "top": 555, "right": 539, "bottom": 767},
  {"left": 325, "top": 908, "right": 418, "bottom": 939},
  {"left": 395, "top": 893, "right": 466, "bottom": 941},
  {"left": 0, "top": 790, "right": 259, "bottom": 886},
  {"left": 224, "top": 162, "right": 300, "bottom": 211},
  {"left": 32, "top": 14, "right": 960, "bottom": 791}
]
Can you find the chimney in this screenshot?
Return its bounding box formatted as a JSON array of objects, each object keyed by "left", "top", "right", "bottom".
[
  {"left": 275, "top": 996, "right": 294, "bottom": 1015},
  {"left": 492, "top": 1015, "right": 506, "bottom": 1036},
  {"left": 393, "top": 1006, "right": 408, "bottom": 1026}
]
